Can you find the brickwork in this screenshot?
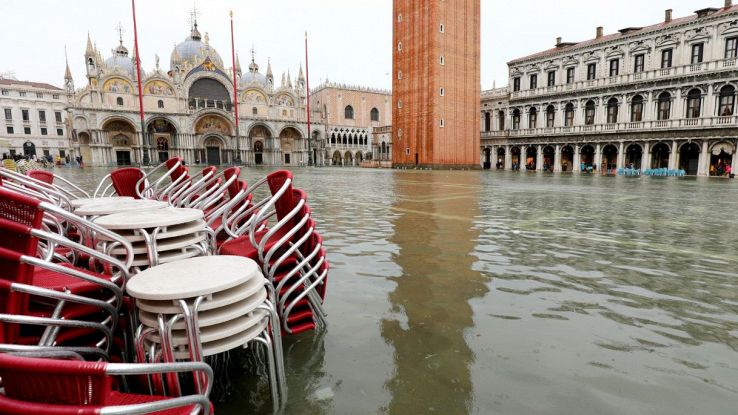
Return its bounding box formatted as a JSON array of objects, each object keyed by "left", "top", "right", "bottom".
[{"left": 392, "top": 0, "right": 481, "bottom": 168}]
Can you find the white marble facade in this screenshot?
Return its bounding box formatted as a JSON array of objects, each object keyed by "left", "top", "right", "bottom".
[{"left": 481, "top": 2, "right": 738, "bottom": 176}]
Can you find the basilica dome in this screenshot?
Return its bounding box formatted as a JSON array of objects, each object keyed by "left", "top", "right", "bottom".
[
  {"left": 170, "top": 24, "right": 224, "bottom": 70},
  {"left": 239, "top": 60, "right": 270, "bottom": 88},
  {"left": 105, "top": 43, "right": 135, "bottom": 77}
]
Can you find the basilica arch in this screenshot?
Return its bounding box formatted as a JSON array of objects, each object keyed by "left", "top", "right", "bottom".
[
  {"left": 102, "top": 117, "right": 138, "bottom": 166},
  {"left": 194, "top": 113, "right": 233, "bottom": 165},
  {"left": 279, "top": 126, "right": 302, "bottom": 166},
  {"left": 146, "top": 117, "right": 178, "bottom": 163},
  {"left": 249, "top": 124, "right": 273, "bottom": 165}
]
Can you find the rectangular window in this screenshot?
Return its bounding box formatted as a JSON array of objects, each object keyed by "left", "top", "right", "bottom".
[
  {"left": 529, "top": 74, "right": 537, "bottom": 89},
  {"left": 547, "top": 71, "right": 556, "bottom": 87},
  {"left": 726, "top": 37, "right": 738, "bottom": 59},
  {"left": 513, "top": 77, "right": 521, "bottom": 92},
  {"left": 587, "top": 64, "right": 597, "bottom": 80},
  {"left": 1, "top": 90, "right": 8, "bottom": 96},
  {"left": 55, "top": 111, "right": 62, "bottom": 123},
  {"left": 6, "top": 126, "right": 13, "bottom": 134},
  {"left": 661, "top": 49, "right": 673, "bottom": 68},
  {"left": 41, "top": 127, "right": 48, "bottom": 136},
  {"left": 24, "top": 127, "right": 31, "bottom": 135},
  {"left": 21, "top": 109, "right": 29, "bottom": 121},
  {"left": 439, "top": 24, "right": 445, "bottom": 33},
  {"left": 36, "top": 92, "right": 43, "bottom": 99},
  {"left": 52, "top": 94, "right": 60, "bottom": 99},
  {"left": 440, "top": 119, "right": 445, "bottom": 128},
  {"left": 566, "top": 67, "right": 575, "bottom": 84},
  {"left": 19, "top": 91, "right": 26, "bottom": 97},
  {"left": 3, "top": 108, "right": 11, "bottom": 121},
  {"left": 691, "top": 43, "right": 704, "bottom": 64},
  {"left": 56, "top": 128, "right": 64, "bottom": 136},
  {"left": 528, "top": 112, "right": 537, "bottom": 129},
  {"left": 440, "top": 87, "right": 445, "bottom": 96},
  {"left": 609, "top": 59, "right": 619, "bottom": 77},
  {"left": 565, "top": 109, "right": 574, "bottom": 127},
  {"left": 607, "top": 104, "right": 618, "bottom": 124},
  {"left": 546, "top": 109, "right": 555, "bottom": 127},
  {"left": 38, "top": 110, "right": 46, "bottom": 123},
  {"left": 634, "top": 54, "right": 645, "bottom": 73}
]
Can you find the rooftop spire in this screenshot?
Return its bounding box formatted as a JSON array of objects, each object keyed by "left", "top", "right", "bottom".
[
  {"left": 235, "top": 52, "right": 242, "bottom": 75},
  {"left": 189, "top": 6, "right": 201, "bottom": 40},
  {"left": 64, "top": 45, "right": 73, "bottom": 81},
  {"left": 85, "top": 32, "right": 95, "bottom": 56}
]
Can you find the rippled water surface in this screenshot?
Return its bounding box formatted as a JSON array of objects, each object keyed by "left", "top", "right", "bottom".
[{"left": 57, "top": 167, "right": 738, "bottom": 414}]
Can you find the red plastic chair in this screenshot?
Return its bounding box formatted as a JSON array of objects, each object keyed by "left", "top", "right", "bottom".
[
  {"left": 94, "top": 168, "right": 145, "bottom": 199},
  {"left": 0, "top": 187, "right": 132, "bottom": 352},
  {"left": 27, "top": 170, "right": 55, "bottom": 184},
  {"left": 0, "top": 353, "right": 213, "bottom": 415}
]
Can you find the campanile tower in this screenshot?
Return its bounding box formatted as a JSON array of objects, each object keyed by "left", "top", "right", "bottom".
[{"left": 392, "top": 0, "right": 481, "bottom": 168}]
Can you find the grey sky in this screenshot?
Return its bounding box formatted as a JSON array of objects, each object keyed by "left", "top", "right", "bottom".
[{"left": 0, "top": 0, "right": 718, "bottom": 91}]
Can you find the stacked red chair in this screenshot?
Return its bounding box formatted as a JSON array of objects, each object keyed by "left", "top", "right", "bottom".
[
  {"left": 0, "top": 186, "right": 134, "bottom": 359},
  {"left": 0, "top": 353, "right": 213, "bottom": 415},
  {"left": 218, "top": 171, "right": 328, "bottom": 335}
]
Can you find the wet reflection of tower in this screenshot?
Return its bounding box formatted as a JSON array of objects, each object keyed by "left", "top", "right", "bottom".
[{"left": 382, "top": 171, "right": 488, "bottom": 414}]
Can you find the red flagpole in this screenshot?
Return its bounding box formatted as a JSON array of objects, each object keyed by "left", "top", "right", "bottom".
[
  {"left": 131, "top": 0, "right": 149, "bottom": 165},
  {"left": 230, "top": 11, "right": 241, "bottom": 164},
  {"left": 305, "top": 31, "right": 312, "bottom": 166}
]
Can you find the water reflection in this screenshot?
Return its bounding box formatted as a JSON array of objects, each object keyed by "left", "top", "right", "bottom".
[{"left": 382, "top": 172, "right": 489, "bottom": 414}]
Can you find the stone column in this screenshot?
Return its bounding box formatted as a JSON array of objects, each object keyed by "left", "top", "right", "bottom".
[
  {"left": 668, "top": 140, "right": 678, "bottom": 170},
  {"left": 594, "top": 144, "right": 602, "bottom": 172},
  {"left": 698, "top": 140, "right": 709, "bottom": 176},
  {"left": 641, "top": 142, "right": 650, "bottom": 170},
  {"left": 573, "top": 144, "right": 581, "bottom": 174},
  {"left": 554, "top": 144, "right": 561, "bottom": 173},
  {"left": 617, "top": 142, "right": 625, "bottom": 169},
  {"left": 537, "top": 145, "right": 544, "bottom": 171},
  {"left": 504, "top": 145, "right": 512, "bottom": 171},
  {"left": 731, "top": 143, "right": 738, "bottom": 178}
]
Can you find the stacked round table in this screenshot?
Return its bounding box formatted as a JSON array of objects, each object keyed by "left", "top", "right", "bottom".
[
  {"left": 126, "top": 256, "right": 286, "bottom": 407},
  {"left": 94, "top": 207, "right": 208, "bottom": 268}
]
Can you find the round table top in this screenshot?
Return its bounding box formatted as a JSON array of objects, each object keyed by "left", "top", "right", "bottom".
[
  {"left": 70, "top": 197, "right": 134, "bottom": 208},
  {"left": 94, "top": 207, "right": 203, "bottom": 230},
  {"left": 126, "top": 256, "right": 261, "bottom": 301},
  {"left": 75, "top": 199, "right": 168, "bottom": 216}
]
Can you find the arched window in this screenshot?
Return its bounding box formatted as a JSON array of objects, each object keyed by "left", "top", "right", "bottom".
[
  {"left": 564, "top": 103, "right": 575, "bottom": 127},
  {"left": 116, "top": 97, "right": 124, "bottom": 106},
  {"left": 607, "top": 98, "right": 619, "bottom": 124},
  {"left": 528, "top": 107, "right": 537, "bottom": 129},
  {"left": 345, "top": 105, "right": 354, "bottom": 119},
  {"left": 498, "top": 110, "right": 505, "bottom": 130},
  {"left": 719, "top": 85, "right": 735, "bottom": 116},
  {"left": 546, "top": 105, "right": 555, "bottom": 127},
  {"left": 484, "top": 112, "right": 491, "bottom": 132},
  {"left": 585, "top": 100, "right": 596, "bottom": 125},
  {"left": 342, "top": 134, "right": 347, "bottom": 145},
  {"left": 331, "top": 133, "right": 336, "bottom": 144},
  {"left": 370, "top": 107, "right": 379, "bottom": 122},
  {"left": 658, "top": 92, "right": 671, "bottom": 120},
  {"left": 512, "top": 109, "right": 521, "bottom": 130},
  {"left": 157, "top": 100, "right": 164, "bottom": 109},
  {"left": 686, "top": 89, "right": 702, "bottom": 119},
  {"left": 631, "top": 95, "right": 644, "bottom": 122}
]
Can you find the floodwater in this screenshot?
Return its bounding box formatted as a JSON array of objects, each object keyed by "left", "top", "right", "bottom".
[{"left": 56, "top": 167, "right": 738, "bottom": 414}]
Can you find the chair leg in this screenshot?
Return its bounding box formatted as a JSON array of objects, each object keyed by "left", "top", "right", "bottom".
[{"left": 252, "top": 331, "right": 281, "bottom": 413}]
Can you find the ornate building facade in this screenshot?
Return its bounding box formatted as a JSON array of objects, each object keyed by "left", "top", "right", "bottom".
[
  {"left": 481, "top": 2, "right": 738, "bottom": 176},
  {"left": 68, "top": 21, "right": 321, "bottom": 167},
  {"left": 0, "top": 77, "right": 71, "bottom": 160},
  {"left": 310, "top": 82, "right": 391, "bottom": 166}
]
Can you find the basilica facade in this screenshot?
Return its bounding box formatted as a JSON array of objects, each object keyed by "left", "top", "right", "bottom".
[
  {"left": 67, "top": 21, "right": 323, "bottom": 167},
  {"left": 481, "top": 2, "right": 738, "bottom": 176}
]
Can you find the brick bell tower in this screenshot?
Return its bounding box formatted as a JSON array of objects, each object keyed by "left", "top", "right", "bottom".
[{"left": 392, "top": 0, "right": 481, "bottom": 169}]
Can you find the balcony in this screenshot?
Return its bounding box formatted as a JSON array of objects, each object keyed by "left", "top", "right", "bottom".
[
  {"left": 509, "top": 58, "right": 738, "bottom": 101},
  {"left": 480, "top": 115, "right": 738, "bottom": 141}
]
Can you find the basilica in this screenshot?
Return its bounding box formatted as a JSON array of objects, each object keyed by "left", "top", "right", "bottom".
[{"left": 66, "top": 20, "right": 323, "bottom": 167}]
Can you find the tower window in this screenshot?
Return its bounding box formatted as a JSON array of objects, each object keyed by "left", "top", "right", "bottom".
[
  {"left": 440, "top": 87, "right": 445, "bottom": 96},
  {"left": 398, "top": 70, "right": 402, "bottom": 80},
  {"left": 440, "top": 119, "right": 445, "bottom": 128},
  {"left": 440, "top": 24, "right": 445, "bottom": 33},
  {"left": 398, "top": 42, "right": 402, "bottom": 52},
  {"left": 440, "top": 55, "right": 445, "bottom": 65},
  {"left": 397, "top": 14, "right": 402, "bottom": 23}
]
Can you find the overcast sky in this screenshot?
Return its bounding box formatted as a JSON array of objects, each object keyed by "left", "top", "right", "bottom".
[{"left": 0, "top": 0, "right": 717, "bottom": 91}]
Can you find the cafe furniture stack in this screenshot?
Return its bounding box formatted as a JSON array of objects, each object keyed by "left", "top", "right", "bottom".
[{"left": 0, "top": 157, "right": 329, "bottom": 413}]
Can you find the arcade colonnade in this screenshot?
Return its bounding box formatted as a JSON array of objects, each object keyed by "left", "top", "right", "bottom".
[{"left": 483, "top": 139, "right": 738, "bottom": 176}]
